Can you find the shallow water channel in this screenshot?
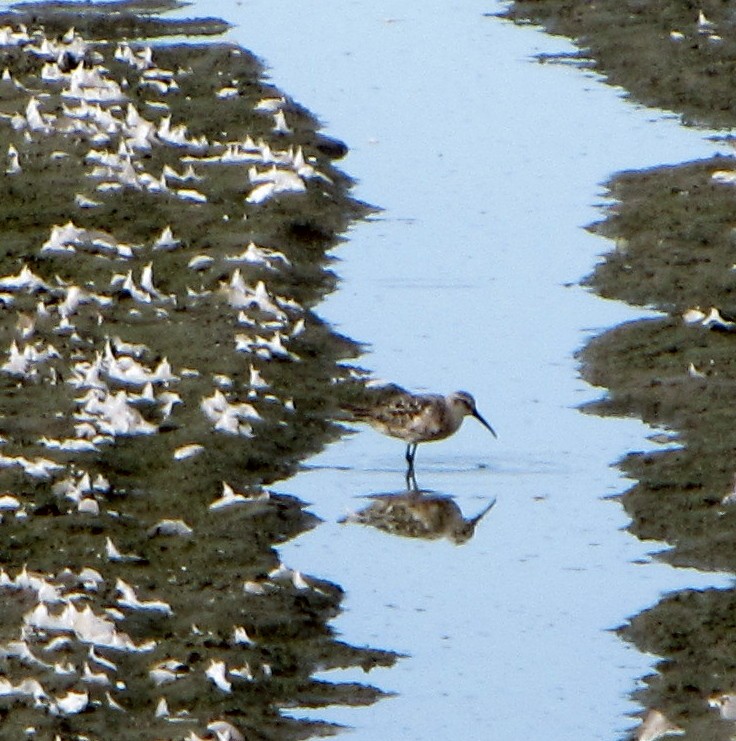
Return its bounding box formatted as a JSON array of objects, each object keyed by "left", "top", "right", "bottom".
[
  {"left": 180, "top": 1, "right": 736, "bottom": 739},
  {"left": 0, "top": 0, "right": 732, "bottom": 739}
]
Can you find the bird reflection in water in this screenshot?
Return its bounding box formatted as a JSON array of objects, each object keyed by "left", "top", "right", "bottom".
[{"left": 339, "top": 474, "right": 496, "bottom": 545}]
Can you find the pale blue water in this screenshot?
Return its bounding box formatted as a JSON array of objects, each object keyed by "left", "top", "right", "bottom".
[{"left": 173, "top": 2, "right": 731, "bottom": 739}]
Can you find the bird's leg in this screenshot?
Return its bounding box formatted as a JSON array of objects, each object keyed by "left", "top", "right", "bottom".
[
  {"left": 405, "top": 463, "right": 419, "bottom": 492},
  {"left": 405, "top": 443, "right": 418, "bottom": 489}
]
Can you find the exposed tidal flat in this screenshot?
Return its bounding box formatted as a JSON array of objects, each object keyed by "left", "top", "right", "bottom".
[
  {"left": 504, "top": 0, "right": 736, "bottom": 736},
  {"left": 580, "top": 160, "right": 736, "bottom": 738},
  {"left": 5, "top": 0, "right": 736, "bottom": 739},
  {"left": 0, "top": 1, "right": 396, "bottom": 738}
]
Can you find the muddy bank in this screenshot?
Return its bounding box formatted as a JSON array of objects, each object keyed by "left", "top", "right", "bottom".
[
  {"left": 578, "top": 159, "right": 736, "bottom": 735},
  {"left": 620, "top": 587, "right": 736, "bottom": 740},
  {"left": 0, "top": 1, "right": 396, "bottom": 738},
  {"left": 500, "top": 2, "right": 736, "bottom": 735},
  {"left": 582, "top": 159, "right": 736, "bottom": 573},
  {"left": 500, "top": 0, "right": 736, "bottom": 129}
]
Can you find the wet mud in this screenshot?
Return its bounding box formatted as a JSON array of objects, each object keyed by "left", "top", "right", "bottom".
[
  {"left": 579, "top": 160, "right": 736, "bottom": 738},
  {"left": 502, "top": 1, "right": 736, "bottom": 738},
  {"left": 499, "top": 0, "right": 736, "bottom": 129},
  {"left": 582, "top": 159, "right": 736, "bottom": 573},
  {"left": 0, "top": 1, "right": 397, "bottom": 739}
]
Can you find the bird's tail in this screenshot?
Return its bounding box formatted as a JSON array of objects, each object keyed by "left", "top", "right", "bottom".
[{"left": 337, "top": 382, "right": 410, "bottom": 422}]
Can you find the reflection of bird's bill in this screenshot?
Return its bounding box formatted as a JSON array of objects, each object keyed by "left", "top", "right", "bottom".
[
  {"left": 469, "top": 498, "right": 496, "bottom": 525},
  {"left": 473, "top": 410, "right": 497, "bottom": 438}
]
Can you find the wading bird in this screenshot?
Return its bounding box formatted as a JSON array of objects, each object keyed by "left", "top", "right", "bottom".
[{"left": 348, "top": 386, "right": 497, "bottom": 474}]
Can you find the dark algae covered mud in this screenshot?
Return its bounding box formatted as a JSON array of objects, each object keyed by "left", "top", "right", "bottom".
[
  {"left": 499, "top": 0, "right": 736, "bottom": 129},
  {"left": 580, "top": 160, "right": 736, "bottom": 738},
  {"left": 0, "top": 1, "right": 397, "bottom": 738},
  {"left": 501, "top": 0, "right": 736, "bottom": 737}
]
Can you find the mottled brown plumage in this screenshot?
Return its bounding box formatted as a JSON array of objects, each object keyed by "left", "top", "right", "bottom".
[{"left": 347, "top": 386, "right": 496, "bottom": 471}]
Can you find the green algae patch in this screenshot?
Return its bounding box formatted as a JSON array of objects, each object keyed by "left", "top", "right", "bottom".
[
  {"left": 0, "top": 3, "right": 397, "bottom": 739},
  {"left": 500, "top": 0, "right": 736, "bottom": 129}
]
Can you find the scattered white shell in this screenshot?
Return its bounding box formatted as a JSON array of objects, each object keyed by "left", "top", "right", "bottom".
[
  {"left": 148, "top": 519, "right": 193, "bottom": 536},
  {"left": 78, "top": 498, "right": 100, "bottom": 515},
  {"left": 207, "top": 720, "right": 245, "bottom": 741},
  {"left": 187, "top": 254, "right": 214, "bottom": 270},
  {"left": 52, "top": 689, "right": 89, "bottom": 715},
  {"left": 0, "top": 494, "right": 20, "bottom": 510},
  {"left": 152, "top": 225, "right": 180, "bottom": 250},
  {"left": 116, "top": 579, "right": 172, "bottom": 614},
  {"left": 232, "top": 626, "right": 254, "bottom": 645},
  {"left": 173, "top": 444, "right": 204, "bottom": 461},
  {"left": 216, "top": 86, "right": 239, "bottom": 99},
  {"left": 205, "top": 659, "right": 232, "bottom": 693}
]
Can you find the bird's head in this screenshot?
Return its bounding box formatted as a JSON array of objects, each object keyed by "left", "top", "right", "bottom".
[{"left": 449, "top": 391, "right": 497, "bottom": 438}]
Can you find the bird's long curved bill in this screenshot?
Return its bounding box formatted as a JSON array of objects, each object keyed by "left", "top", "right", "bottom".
[{"left": 474, "top": 410, "right": 497, "bottom": 438}]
